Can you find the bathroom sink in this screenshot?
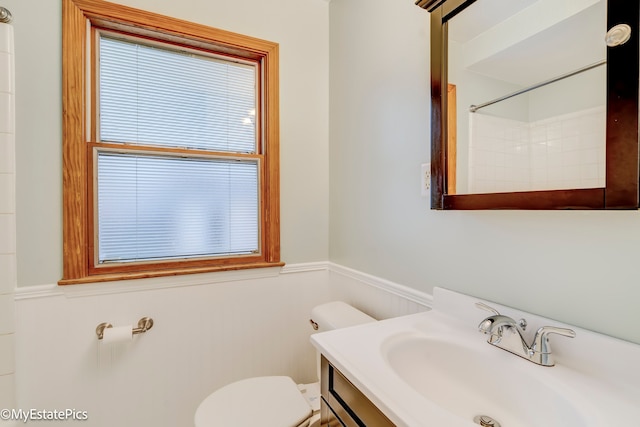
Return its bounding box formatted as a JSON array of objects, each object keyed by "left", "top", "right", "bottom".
[
  {"left": 312, "top": 288, "right": 640, "bottom": 427},
  {"left": 382, "top": 333, "right": 586, "bottom": 427}
]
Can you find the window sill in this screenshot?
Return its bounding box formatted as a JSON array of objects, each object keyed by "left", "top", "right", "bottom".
[{"left": 58, "top": 261, "right": 285, "bottom": 286}]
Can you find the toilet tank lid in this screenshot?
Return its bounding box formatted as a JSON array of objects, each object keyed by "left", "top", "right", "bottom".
[{"left": 310, "top": 301, "right": 376, "bottom": 331}]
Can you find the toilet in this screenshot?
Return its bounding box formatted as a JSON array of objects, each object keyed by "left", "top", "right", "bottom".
[{"left": 194, "top": 301, "right": 376, "bottom": 427}]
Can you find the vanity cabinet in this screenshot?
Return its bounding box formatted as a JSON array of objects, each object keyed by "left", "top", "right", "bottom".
[{"left": 320, "top": 356, "right": 395, "bottom": 427}]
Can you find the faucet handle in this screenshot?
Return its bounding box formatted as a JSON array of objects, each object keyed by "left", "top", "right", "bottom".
[
  {"left": 531, "top": 326, "right": 576, "bottom": 355},
  {"left": 476, "top": 302, "right": 527, "bottom": 331},
  {"left": 475, "top": 302, "right": 500, "bottom": 315}
]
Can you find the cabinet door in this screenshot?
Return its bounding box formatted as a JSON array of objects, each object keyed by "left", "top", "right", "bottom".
[
  {"left": 321, "top": 397, "right": 358, "bottom": 427},
  {"left": 320, "top": 356, "right": 396, "bottom": 427},
  {"left": 320, "top": 399, "right": 347, "bottom": 427}
]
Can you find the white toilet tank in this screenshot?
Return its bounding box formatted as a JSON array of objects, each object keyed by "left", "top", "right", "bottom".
[
  {"left": 309, "top": 301, "right": 376, "bottom": 381},
  {"left": 310, "top": 301, "right": 375, "bottom": 332}
]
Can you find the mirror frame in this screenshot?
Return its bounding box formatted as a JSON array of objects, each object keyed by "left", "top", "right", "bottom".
[{"left": 418, "top": 0, "right": 639, "bottom": 210}]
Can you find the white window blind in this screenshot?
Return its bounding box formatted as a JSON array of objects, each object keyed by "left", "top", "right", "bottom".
[
  {"left": 97, "top": 153, "right": 259, "bottom": 263},
  {"left": 96, "top": 34, "right": 260, "bottom": 264},
  {"left": 99, "top": 35, "right": 257, "bottom": 152}
]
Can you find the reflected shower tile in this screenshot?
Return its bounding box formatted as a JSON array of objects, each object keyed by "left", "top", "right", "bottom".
[
  {"left": 580, "top": 164, "right": 599, "bottom": 181},
  {"left": 546, "top": 122, "right": 562, "bottom": 140},
  {"left": 561, "top": 150, "right": 579, "bottom": 167},
  {"left": 562, "top": 165, "right": 581, "bottom": 181},
  {"left": 564, "top": 179, "right": 582, "bottom": 189},
  {"left": 546, "top": 138, "right": 562, "bottom": 153},
  {"left": 530, "top": 126, "right": 546, "bottom": 144},
  {"left": 579, "top": 148, "right": 599, "bottom": 165},
  {"left": 531, "top": 144, "right": 547, "bottom": 166},
  {"left": 561, "top": 117, "right": 581, "bottom": 138},
  {"left": 532, "top": 168, "right": 547, "bottom": 184},
  {"left": 548, "top": 166, "right": 564, "bottom": 183},
  {"left": 598, "top": 167, "right": 606, "bottom": 183},
  {"left": 563, "top": 136, "right": 580, "bottom": 152},
  {"left": 581, "top": 132, "right": 603, "bottom": 149}
]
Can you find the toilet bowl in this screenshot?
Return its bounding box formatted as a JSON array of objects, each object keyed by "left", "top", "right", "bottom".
[
  {"left": 194, "top": 301, "right": 376, "bottom": 427},
  {"left": 194, "top": 376, "right": 316, "bottom": 427}
]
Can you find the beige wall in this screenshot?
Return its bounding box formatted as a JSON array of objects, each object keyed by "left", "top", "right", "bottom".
[
  {"left": 6, "top": 0, "right": 330, "bottom": 286},
  {"left": 329, "top": 0, "right": 640, "bottom": 345}
]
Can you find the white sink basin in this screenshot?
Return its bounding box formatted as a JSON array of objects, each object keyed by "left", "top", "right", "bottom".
[
  {"left": 311, "top": 288, "right": 640, "bottom": 427},
  {"left": 382, "top": 332, "right": 586, "bottom": 427}
]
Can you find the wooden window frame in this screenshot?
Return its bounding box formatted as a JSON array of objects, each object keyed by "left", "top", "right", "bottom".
[{"left": 61, "top": 0, "right": 282, "bottom": 285}]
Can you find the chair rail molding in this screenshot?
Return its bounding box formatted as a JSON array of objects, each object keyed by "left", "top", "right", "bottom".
[{"left": 14, "top": 261, "right": 433, "bottom": 309}]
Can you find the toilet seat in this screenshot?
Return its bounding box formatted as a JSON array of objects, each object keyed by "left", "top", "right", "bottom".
[{"left": 194, "top": 376, "right": 313, "bottom": 427}]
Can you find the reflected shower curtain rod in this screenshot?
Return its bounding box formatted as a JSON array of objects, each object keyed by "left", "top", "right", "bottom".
[{"left": 469, "top": 59, "right": 606, "bottom": 113}]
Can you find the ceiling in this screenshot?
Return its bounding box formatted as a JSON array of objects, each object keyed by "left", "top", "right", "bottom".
[{"left": 448, "top": 0, "right": 606, "bottom": 87}]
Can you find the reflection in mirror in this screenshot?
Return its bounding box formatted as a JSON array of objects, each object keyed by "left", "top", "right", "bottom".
[{"left": 447, "top": 0, "right": 606, "bottom": 195}]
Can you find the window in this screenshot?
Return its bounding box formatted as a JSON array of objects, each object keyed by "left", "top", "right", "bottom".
[{"left": 61, "top": 0, "right": 281, "bottom": 284}]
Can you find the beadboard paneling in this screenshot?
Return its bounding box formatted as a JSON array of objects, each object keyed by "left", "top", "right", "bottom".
[{"left": 14, "top": 263, "right": 432, "bottom": 427}]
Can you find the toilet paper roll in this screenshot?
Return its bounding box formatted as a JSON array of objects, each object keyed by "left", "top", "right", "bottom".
[{"left": 101, "top": 325, "right": 133, "bottom": 344}]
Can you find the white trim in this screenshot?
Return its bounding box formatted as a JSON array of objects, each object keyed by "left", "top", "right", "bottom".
[
  {"left": 14, "top": 262, "right": 433, "bottom": 308},
  {"left": 15, "top": 266, "right": 283, "bottom": 300},
  {"left": 328, "top": 262, "right": 433, "bottom": 308},
  {"left": 280, "top": 261, "right": 329, "bottom": 274},
  {"left": 13, "top": 284, "right": 62, "bottom": 300}
]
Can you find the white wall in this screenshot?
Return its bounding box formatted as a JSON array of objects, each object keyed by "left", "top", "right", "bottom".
[
  {"left": 329, "top": 0, "right": 640, "bottom": 345},
  {"left": 328, "top": 0, "right": 431, "bottom": 289},
  {"left": 528, "top": 65, "right": 606, "bottom": 122},
  {"left": 5, "top": 0, "right": 330, "bottom": 286}
]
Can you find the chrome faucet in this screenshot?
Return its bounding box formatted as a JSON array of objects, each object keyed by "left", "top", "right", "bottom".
[{"left": 476, "top": 302, "right": 575, "bottom": 367}]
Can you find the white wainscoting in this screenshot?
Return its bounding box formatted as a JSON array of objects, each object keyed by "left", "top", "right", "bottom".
[
  {"left": 13, "top": 263, "right": 431, "bottom": 427},
  {"left": 327, "top": 263, "right": 431, "bottom": 319}
]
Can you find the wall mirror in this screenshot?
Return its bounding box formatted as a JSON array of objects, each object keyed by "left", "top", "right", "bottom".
[{"left": 418, "top": 0, "right": 639, "bottom": 209}]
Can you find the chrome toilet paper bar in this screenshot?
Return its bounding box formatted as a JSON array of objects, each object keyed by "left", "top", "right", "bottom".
[{"left": 96, "top": 317, "right": 154, "bottom": 340}]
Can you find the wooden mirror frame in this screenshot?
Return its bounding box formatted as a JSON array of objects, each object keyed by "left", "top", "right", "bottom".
[{"left": 418, "top": 0, "right": 639, "bottom": 210}]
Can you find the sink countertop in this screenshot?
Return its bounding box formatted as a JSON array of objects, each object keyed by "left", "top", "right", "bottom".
[{"left": 311, "top": 287, "right": 640, "bottom": 427}]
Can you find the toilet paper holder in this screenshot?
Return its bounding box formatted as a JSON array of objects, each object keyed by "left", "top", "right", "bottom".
[{"left": 96, "top": 317, "right": 154, "bottom": 340}]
